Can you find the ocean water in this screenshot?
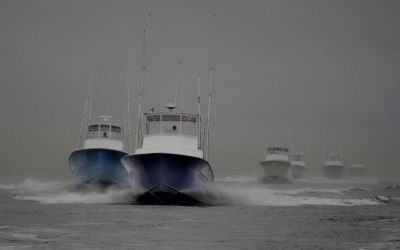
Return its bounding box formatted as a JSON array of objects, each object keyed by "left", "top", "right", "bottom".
[{"left": 0, "top": 177, "right": 399, "bottom": 250}]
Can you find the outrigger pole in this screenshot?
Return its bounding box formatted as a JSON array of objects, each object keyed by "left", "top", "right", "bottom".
[
  {"left": 77, "top": 73, "right": 94, "bottom": 149},
  {"left": 135, "top": 12, "right": 150, "bottom": 151},
  {"left": 197, "top": 72, "right": 201, "bottom": 149},
  {"left": 124, "top": 72, "right": 132, "bottom": 153},
  {"left": 205, "top": 13, "right": 216, "bottom": 161}
]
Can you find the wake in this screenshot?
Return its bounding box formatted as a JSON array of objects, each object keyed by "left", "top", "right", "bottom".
[{"left": 0, "top": 177, "right": 380, "bottom": 206}]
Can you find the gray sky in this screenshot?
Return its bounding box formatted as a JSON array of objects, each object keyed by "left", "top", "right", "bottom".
[{"left": 1, "top": 0, "right": 399, "bottom": 182}]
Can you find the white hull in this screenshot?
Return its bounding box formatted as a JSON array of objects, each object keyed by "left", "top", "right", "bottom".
[
  {"left": 290, "top": 164, "right": 307, "bottom": 179},
  {"left": 260, "top": 160, "right": 290, "bottom": 182}
]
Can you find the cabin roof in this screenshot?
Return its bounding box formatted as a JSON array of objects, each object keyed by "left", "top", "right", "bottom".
[{"left": 267, "top": 146, "right": 289, "bottom": 152}]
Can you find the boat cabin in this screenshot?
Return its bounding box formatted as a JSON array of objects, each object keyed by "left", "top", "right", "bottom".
[
  {"left": 325, "top": 154, "right": 340, "bottom": 161},
  {"left": 87, "top": 123, "right": 122, "bottom": 140},
  {"left": 267, "top": 147, "right": 289, "bottom": 154},
  {"left": 143, "top": 112, "right": 200, "bottom": 138},
  {"left": 135, "top": 112, "right": 203, "bottom": 158},
  {"left": 292, "top": 154, "right": 304, "bottom": 161},
  {"left": 83, "top": 121, "right": 124, "bottom": 151}
]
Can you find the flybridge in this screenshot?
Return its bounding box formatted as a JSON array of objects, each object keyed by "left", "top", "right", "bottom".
[{"left": 267, "top": 147, "right": 289, "bottom": 154}]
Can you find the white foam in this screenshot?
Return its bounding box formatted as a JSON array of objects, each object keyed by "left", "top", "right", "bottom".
[
  {"left": 215, "top": 175, "right": 258, "bottom": 182},
  {"left": 209, "top": 183, "right": 379, "bottom": 206},
  {"left": 15, "top": 188, "right": 133, "bottom": 204},
  {"left": 0, "top": 178, "right": 68, "bottom": 193}
]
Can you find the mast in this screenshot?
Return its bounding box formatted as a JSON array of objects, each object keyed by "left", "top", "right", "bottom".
[
  {"left": 135, "top": 12, "right": 150, "bottom": 150},
  {"left": 77, "top": 74, "right": 94, "bottom": 149}
]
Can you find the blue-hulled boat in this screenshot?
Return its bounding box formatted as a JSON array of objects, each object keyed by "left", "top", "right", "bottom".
[{"left": 69, "top": 116, "right": 130, "bottom": 188}]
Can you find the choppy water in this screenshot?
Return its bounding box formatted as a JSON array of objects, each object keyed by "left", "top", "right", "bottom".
[{"left": 0, "top": 177, "right": 400, "bottom": 249}]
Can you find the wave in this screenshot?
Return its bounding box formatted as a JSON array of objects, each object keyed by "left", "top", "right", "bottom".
[
  {"left": 203, "top": 183, "right": 379, "bottom": 206},
  {"left": 1, "top": 178, "right": 379, "bottom": 206},
  {"left": 0, "top": 178, "right": 68, "bottom": 193},
  {"left": 0, "top": 178, "right": 133, "bottom": 204},
  {"left": 215, "top": 175, "right": 258, "bottom": 183}
]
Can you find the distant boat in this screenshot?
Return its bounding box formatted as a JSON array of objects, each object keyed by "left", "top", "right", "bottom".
[
  {"left": 321, "top": 154, "right": 346, "bottom": 179},
  {"left": 69, "top": 116, "right": 129, "bottom": 188},
  {"left": 260, "top": 146, "right": 291, "bottom": 182},
  {"left": 290, "top": 154, "right": 307, "bottom": 179},
  {"left": 347, "top": 162, "right": 365, "bottom": 177}
]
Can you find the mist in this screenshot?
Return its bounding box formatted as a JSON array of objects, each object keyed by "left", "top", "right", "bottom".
[{"left": 0, "top": 0, "right": 399, "bottom": 182}]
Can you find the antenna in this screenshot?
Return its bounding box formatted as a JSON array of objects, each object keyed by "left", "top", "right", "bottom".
[
  {"left": 135, "top": 11, "right": 150, "bottom": 150},
  {"left": 290, "top": 128, "right": 295, "bottom": 153},
  {"left": 264, "top": 124, "right": 269, "bottom": 155},
  {"left": 180, "top": 70, "right": 184, "bottom": 112},
  {"left": 174, "top": 59, "right": 181, "bottom": 106},
  {"left": 322, "top": 135, "right": 325, "bottom": 159}
]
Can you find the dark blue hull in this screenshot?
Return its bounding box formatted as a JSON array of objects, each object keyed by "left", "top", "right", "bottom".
[
  {"left": 68, "top": 148, "right": 129, "bottom": 188},
  {"left": 122, "top": 153, "right": 214, "bottom": 205}
]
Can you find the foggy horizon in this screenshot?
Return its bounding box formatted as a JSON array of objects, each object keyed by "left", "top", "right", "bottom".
[{"left": 1, "top": 0, "right": 399, "bottom": 182}]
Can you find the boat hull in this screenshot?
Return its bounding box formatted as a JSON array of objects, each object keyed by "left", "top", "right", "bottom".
[
  {"left": 322, "top": 165, "right": 346, "bottom": 179},
  {"left": 68, "top": 148, "right": 129, "bottom": 188},
  {"left": 122, "top": 153, "right": 214, "bottom": 205},
  {"left": 260, "top": 160, "right": 290, "bottom": 182},
  {"left": 290, "top": 164, "right": 307, "bottom": 179}
]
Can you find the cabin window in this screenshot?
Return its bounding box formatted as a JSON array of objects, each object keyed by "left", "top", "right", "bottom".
[
  {"left": 86, "top": 124, "right": 121, "bottom": 140},
  {"left": 144, "top": 113, "right": 198, "bottom": 136}
]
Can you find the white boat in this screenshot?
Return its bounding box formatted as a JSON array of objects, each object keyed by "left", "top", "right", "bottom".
[
  {"left": 347, "top": 162, "right": 365, "bottom": 177},
  {"left": 322, "top": 154, "right": 346, "bottom": 179},
  {"left": 260, "top": 146, "right": 291, "bottom": 182},
  {"left": 290, "top": 154, "right": 307, "bottom": 179}
]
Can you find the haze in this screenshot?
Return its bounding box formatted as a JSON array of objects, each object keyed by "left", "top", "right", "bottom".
[{"left": 0, "top": 0, "right": 399, "bottom": 182}]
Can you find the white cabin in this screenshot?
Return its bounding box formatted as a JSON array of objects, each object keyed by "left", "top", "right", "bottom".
[
  {"left": 135, "top": 112, "right": 203, "bottom": 159},
  {"left": 291, "top": 154, "right": 306, "bottom": 167},
  {"left": 324, "top": 154, "right": 344, "bottom": 167},
  {"left": 83, "top": 122, "right": 123, "bottom": 151},
  {"left": 264, "top": 147, "right": 290, "bottom": 162}
]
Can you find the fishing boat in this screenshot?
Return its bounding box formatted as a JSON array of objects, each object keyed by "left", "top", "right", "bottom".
[
  {"left": 68, "top": 73, "right": 131, "bottom": 188},
  {"left": 347, "top": 162, "right": 365, "bottom": 177},
  {"left": 69, "top": 116, "right": 129, "bottom": 188},
  {"left": 122, "top": 14, "right": 216, "bottom": 204},
  {"left": 260, "top": 146, "right": 291, "bottom": 182},
  {"left": 122, "top": 104, "right": 214, "bottom": 205},
  {"left": 321, "top": 154, "right": 346, "bottom": 179},
  {"left": 290, "top": 154, "right": 307, "bottom": 179}
]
